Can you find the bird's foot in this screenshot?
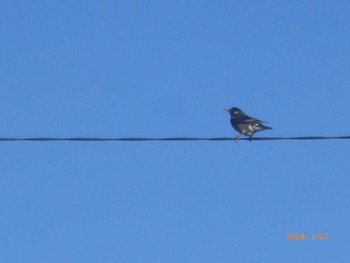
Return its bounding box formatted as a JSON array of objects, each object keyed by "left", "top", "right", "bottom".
[{"left": 233, "top": 135, "right": 241, "bottom": 143}]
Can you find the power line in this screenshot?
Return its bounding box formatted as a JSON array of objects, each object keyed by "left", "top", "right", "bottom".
[{"left": 0, "top": 136, "right": 350, "bottom": 142}]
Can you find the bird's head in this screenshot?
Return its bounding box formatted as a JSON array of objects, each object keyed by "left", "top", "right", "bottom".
[{"left": 223, "top": 107, "right": 244, "bottom": 116}]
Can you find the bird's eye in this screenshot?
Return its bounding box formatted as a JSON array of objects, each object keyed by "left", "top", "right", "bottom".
[{"left": 234, "top": 111, "right": 238, "bottom": 114}]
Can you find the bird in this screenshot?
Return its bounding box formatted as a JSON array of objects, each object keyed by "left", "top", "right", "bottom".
[{"left": 224, "top": 107, "right": 272, "bottom": 142}]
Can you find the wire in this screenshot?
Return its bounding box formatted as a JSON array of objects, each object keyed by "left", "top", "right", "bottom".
[{"left": 0, "top": 136, "right": 350, "bottom": 141}]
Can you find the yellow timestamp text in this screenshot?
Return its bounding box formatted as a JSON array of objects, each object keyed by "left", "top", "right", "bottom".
[{"left": 286, "top": 233, "right": 329, "bottom": 240}]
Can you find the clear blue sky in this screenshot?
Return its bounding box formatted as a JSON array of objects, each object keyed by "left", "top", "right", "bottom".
[{"left": 1, "top": 1, "right": 350, "bottom": 262}]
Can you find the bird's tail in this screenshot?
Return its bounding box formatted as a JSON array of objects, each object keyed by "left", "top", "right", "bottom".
[{"left": 261, "top": 124, "right": 272, "bottom": 130}]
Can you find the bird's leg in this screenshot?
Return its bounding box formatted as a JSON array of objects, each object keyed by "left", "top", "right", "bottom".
[
  {"left": 249, "top": 135, "right": 253, "bottom": 142},
  {"left": 234, "top": 135, "right": 241, "bottom": 143}
]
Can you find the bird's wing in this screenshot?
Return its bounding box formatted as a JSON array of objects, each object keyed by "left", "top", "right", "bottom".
[{"left": 240, "top": 116, "right": 268, "bottom": 124}]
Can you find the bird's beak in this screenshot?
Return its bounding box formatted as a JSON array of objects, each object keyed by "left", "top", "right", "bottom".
[{"left": 223, "top": 108, "right": 230, "bottom": 111}]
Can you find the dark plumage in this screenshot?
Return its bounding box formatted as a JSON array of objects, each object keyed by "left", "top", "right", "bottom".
[{"left": 224, "top": 107, "right": 272, "bottom": 141}]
